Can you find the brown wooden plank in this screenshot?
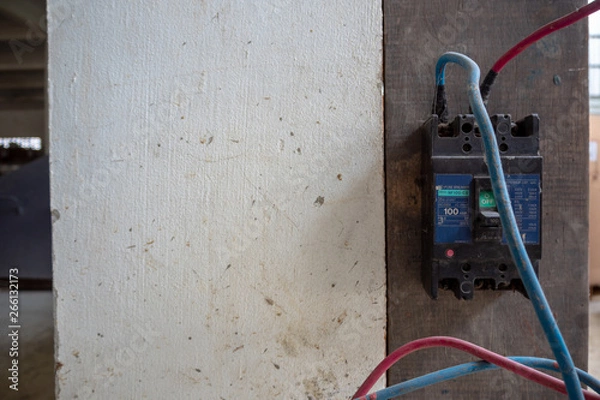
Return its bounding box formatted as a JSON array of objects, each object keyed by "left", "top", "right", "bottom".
[
  {"left": 0, "top": 109, "right": 45, "bottom": 138},
  {"left": 0, "top": 70, "right": 44, "bottom": 89},
  {"left": 0, "top": 88, "right": 45, "bottom": 110},
  {"left": 0, "top": 18, "right": 30, "bottom": 41},
  {"left": 0, "top": 0, "right": 45, "bottom": 24},
  {"left": 385, "top": 1, "right": 589, "bottom": 398},
  {"left": 0, "top": 42, "right": 46, "bottom": 71}
]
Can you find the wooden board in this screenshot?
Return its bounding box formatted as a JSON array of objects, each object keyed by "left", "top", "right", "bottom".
[
  {"left": 589, "top": 116, "right": 600, "bottom": 287},
  {"left": 385, "top": 1, "right": 589, "bottom": 398}
]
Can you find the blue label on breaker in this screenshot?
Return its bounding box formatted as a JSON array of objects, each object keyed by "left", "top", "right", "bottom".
[
  {"left": 433, "top": 173, "right": 541, "bottom": 245},
  {"left": 504, "top": 174, "right": 540, "bottom": 245},
  {"left": 434, "top": 174, "right": 472, "bottom": 243}
]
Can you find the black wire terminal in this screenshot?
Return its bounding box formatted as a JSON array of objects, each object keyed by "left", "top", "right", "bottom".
[{"left": 434, "top": 84, "right": 449, "bottom": 123}]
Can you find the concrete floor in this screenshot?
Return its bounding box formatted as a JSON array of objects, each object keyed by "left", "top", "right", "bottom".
[
  {"left": 0, "top": 290, "right": 598, "bottom": 399},
  {"left": 0, "top": 290, "right": 54, "bottom": 400}
]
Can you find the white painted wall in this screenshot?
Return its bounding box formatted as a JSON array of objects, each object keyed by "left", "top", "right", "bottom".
[{"left": 49, "top": 1, "right": 384, "bottom": 398}]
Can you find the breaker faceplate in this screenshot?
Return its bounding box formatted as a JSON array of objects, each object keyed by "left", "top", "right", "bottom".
[{"left": 421, "top": 114, "right": 542, "bottom": 300}]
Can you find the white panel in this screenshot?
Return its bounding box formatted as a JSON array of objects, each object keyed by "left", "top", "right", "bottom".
[{"left": 49, "top": 1, "right": 384, "bottom": 398}]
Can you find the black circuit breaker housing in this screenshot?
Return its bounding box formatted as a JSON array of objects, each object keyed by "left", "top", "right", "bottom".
[{"left": 421, "top": 113, "right": 542, "bottom": 300}]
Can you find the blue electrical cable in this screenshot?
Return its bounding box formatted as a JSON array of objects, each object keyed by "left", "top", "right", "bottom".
[
  {"left": 434, "top": 52, "right": 584, "bottom": 400},
  {"left": 359, "top": 357, "right": 600, "bottom": 400}
]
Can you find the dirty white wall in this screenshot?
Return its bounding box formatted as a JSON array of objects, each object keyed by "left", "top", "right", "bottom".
[{"left": 49, "top": 1, "right": 385, "bottom": 398}]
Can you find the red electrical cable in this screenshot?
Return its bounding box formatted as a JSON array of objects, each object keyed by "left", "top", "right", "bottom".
[
  {"left": 491, "top": 0, "right": 600, "bottom": 73},
  {"left": 352, "top": 336, "right": 600, "bottom": 400}
]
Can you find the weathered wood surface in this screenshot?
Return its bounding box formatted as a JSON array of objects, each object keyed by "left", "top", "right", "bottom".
[{"left": 385, "top": 1, "right": 589, "bottom": 398}]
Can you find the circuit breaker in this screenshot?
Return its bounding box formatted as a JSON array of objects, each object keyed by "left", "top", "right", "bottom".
[{"left": 421, "top": 113, "right": 542, "bottom": 300}]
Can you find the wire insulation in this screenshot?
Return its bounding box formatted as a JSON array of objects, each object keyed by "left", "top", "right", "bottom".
[
  {"left": 491, "top": 1, "right": 600, "bottom": 73},
  {"left": 354, "top": 356, "right": 600, "bottom": 400},
  {"left": 481, "top": 1, "right": 600, "bottom": 103},
  {"left": 436, "top": 52, "right": 583, "bottom": 400},
  {"left": 351, "top": 336, "right": 591, "bottom": 399}
]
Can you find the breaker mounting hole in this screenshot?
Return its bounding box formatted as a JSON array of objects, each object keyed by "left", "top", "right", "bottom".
[
  {"left": 497, "top": 122, "right": 510, "bottom": 134},
  {"left": 461, "top": 263, "right": 471, "bottom": 273},
  {"left": 462, "top": 143, "right": 472, "bottom": 153},
  {"left": 461, "top": 122, "right": 473, "bottom": 133},
  {"left": 499, "top": 143, "right": 509, "bottom": 152}
]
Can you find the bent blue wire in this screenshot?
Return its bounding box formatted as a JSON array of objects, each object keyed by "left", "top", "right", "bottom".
[
  {"left": 356, "top": 357, "right": 600, "bottom": 400},
  {"left": 434, "top": 52, "right": 584, "bottom": 400}
]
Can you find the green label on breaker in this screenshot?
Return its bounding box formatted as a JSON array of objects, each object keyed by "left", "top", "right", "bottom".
[
  {"left": 479, "top": 191, "right": 496, "bottom": 208},
  {"left": 438, "top": 189, "right": 469, "bottom": 197}
]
